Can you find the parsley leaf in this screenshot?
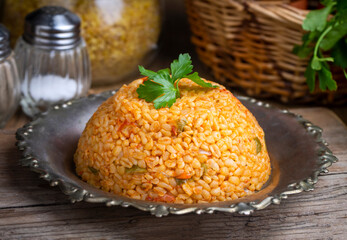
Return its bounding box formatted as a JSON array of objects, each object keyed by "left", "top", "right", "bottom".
[
  {"left": 138, "top": 65, "right": 159, "bottom": 80},
  {"left": 303, "top": 1, "right": 336, "bottom": 32},
  {"left": 136, "top": 80, "right": 165, "bottom": 102},
  {"left": 185, "top": 72, "right": 215, "bottom": 88},
  {"left": 318, "top": 64, "right": 337, "bottom": 91},
  {"left": 170, "top": 53, "right": 194, "bottom": 82},
  {"left": 137, "top": 68, "right": 177, "bottom": 108},
  {"left": 136, "top": 53, "right": 218, "bottom": 109},
  {"left": 320, "top": 13, "right": 347, "bottom": 50}
]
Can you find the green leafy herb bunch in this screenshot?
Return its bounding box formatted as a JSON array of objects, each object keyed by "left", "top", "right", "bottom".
[
  {"left": 293, "top": 0, "right": 347, "bottom": 92},
  {"left": 136, "top": 53, "right": 218, "bottom": 109}
]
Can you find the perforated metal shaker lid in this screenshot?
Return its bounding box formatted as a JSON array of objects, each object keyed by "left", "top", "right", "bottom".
[
  {"left": 0, "top": 24, "right": 11, "bottom": 60},
  {"left": 23, "top": 6, "right": 81, "bottom": 50}
]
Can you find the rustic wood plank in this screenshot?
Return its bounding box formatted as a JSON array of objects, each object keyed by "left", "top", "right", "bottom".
[
  {"left": 0, "top": 133, "right": 69, "bottom": 208},
  {"left": 2, "top": 110, "right": 30, "bottom": 132},
  {"left": 291, "top": 108, "right": 347, "bottom": 175},
  {"left": 0, "top": 172, "right": 345, "bottom": 240}
]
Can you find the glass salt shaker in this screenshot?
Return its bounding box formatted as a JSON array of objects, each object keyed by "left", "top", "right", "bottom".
[
  {"left": 14, "top": 6, "right": 91, "bottom": 117},
  {"left": 0, "top": 24, "right": 21, "bottom": 128}
]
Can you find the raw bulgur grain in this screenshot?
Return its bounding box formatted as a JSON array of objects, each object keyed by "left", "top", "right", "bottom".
[{"left": 74, "top": 78, "right": 271, "bottom": 203}]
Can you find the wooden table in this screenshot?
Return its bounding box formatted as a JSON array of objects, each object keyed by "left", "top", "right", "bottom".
[{"left": 0, "top": 107, "right": 346, "bottom": 239}]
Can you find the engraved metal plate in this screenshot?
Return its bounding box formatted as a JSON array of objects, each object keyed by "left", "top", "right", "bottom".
[{"left": 16, "top": 91, "right": 337, "bottom": 217}]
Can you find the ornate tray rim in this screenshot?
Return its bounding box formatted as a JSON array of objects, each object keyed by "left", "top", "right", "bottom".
[{"left": 16, "top": 91, "right": 338, "bottom": 217}]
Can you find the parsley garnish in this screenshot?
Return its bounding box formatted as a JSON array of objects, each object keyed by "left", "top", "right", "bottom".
[
  {"left": 175, "top": 178, "right": 187, "bottom": 185},
  {"left": 254, "top": 137, "right": 262, "bottom": 154},
  {"left": 293, "top": 0, "right": 347, "bottom": 92},
  {"left": 88, "top": 166, "right": 99, "bottom": 175},
  {"left": 125, "top": 165, "right": 147, "bottom": 174},
  {"left": 136, "top": 53, "right": 218, "bottom": 109}
]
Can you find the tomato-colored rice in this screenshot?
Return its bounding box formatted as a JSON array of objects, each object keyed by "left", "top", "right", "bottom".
[{"left": 74, "top": 78, "right": 271, "bottom": 203}]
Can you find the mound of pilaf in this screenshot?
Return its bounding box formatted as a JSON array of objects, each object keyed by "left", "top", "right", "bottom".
[{"left": 74, "top": 78, "right": 271, "bottom": 203}]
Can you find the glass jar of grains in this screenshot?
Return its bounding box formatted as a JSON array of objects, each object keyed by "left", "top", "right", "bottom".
[{"left": 1, "top": 0, "right": 161, "bottom": 86}]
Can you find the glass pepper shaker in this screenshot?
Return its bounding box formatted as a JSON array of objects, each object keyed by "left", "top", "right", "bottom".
[
  {"left": 0, "top": 24, "right": 21, "bottom": 128},
  {"left": 14, "top": 6, "right": 91, "bottom": 117}
]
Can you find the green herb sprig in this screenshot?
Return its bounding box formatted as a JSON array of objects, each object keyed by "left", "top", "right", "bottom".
[
  {"left": 293, "top": 0, "right": 347, "bottom": 92},
  {"left": 88, "top": 166, "right": 99, "bottom": 175},
  {"left": 125, "top": 165, "right": 147, "bottom": 174},
  {"left": 136, "top": 53, "right": 218, "bottom": 109}
]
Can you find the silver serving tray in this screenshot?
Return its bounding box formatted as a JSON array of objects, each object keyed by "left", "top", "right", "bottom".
[{"left": 16, "top": 91, "right": 338, "bottom": 217}]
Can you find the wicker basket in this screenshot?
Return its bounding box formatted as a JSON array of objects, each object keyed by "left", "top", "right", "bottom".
[{"left": 185, "top": 0, "right": 347, "bottom": 104}]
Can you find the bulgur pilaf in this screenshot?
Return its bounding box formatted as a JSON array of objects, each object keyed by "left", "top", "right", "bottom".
[{"left": 74, "top": 78, "right": 271, "bottom": 203}]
